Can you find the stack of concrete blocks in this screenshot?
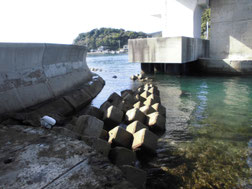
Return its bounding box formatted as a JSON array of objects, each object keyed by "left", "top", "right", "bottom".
[{"left": 92, "top": 83, "right": 167, "bottom": 188}]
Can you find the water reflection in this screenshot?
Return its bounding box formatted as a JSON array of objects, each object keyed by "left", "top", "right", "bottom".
[{"left": 87, "top": 55, "right": 252, "bottom": 188}]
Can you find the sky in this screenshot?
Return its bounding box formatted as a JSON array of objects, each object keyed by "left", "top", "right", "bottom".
[{"left": 0, "top": 0, "right": 162, "bottom": 44}]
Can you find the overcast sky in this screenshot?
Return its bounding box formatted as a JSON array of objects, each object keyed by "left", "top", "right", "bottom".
[{"left": 0, "top": 0, "right": 162, "bottom": 44}]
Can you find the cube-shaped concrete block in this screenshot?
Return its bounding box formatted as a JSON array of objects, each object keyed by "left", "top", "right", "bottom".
[
  {"left": 107, "top": 92, "right": 123, "bottom": 107},
  {"left": 139, "top": 105, "right": 156, "bottom": 115},
  {"left": 74, "top": 115, "right": 104, "bottom": 137},
  {"left": 133, "top": 101, "right": 144, "bottom": 109},
  {"left": 152, "top": 103, "right": 166, "bottom": 117},
  {"left": 82, "top": 136, "right": 111, "bottom": 157},
  {"left": 100, "top": 101, "right": 112, "bottom": 113},
  {"left": 146, "top": 112, "right": 166, "bottom": 131},
  {"left": 132, "top": 128, "right": 158, "bottom": 154},
  {"left": 103, "top": 105, "right": 124, "bottom": 125},
  {"left": 146, "top": 94, "right": 161, "bottom": 104},
  {"left": 117, "top": 100, "right": 133, "bottom": 113},
  {"left": 108, "top": 126, "right": 133, "bottom": 148},
  {"left": 84, "top": 106, "right": 103, "bottom": 120},
  {"left": 123, "top": 93, "right": 136, "bottom": 105},
  {"left": 140, "top": 91, "right": 151, "bottom": 99},
  {"left": 125, "top": 108, "right": 146, "bottom": 124},
  {"left": 120, "top": 165, "right": 147, "bottom": 189},
  {"left": 148, "top": 87, "right": 160, "bottom": 96},
  {"left": 121, "top": 89, "right": 134, "bottom": 97},
  {"left": 126, "top": 121, "right": 149, "bottom": 134},
  {"left": 109, "top": 147, "right": 136, "bottom": 166},
  {"left": 99, "top": 129, "right": 109, "bottom": 141}
]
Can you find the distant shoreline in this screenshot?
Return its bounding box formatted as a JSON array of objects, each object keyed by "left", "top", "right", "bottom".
[{"left": 87, "top": 52, "right": 128, "bottom": 56}]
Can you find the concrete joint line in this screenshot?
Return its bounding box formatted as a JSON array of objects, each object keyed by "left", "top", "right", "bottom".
[{"left": 41, "top": 157, "right": 88, "bottom": 189}]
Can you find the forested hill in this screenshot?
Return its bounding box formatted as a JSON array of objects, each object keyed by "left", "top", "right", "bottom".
[{"left": 73, "top": 28, "right": 149, "bottom": 51}]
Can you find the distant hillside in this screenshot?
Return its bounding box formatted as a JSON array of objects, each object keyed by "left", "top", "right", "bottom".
[{"left": 73, "top": 28, "right": 149, "bottom": 51}]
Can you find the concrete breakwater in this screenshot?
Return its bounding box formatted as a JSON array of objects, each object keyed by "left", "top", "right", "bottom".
[
  {"left": 0, "top": 43, "right": 92, "bottom": 115},
  {"left": 62, "top": 83, "right": 166, "bottom": 188}
]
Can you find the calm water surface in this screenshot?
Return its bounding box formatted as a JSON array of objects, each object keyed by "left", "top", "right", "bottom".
[{"left": 87, "top": 54, "right": 252, "bottom": 188}]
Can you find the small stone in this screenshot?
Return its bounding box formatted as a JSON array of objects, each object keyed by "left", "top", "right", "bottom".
[
  {"left": 152, "top": 103, "right": 166, "bottom": 117},
  {"left": 139, "top": 105, "right": 156, "bottom": 115},
  {"left": 82, "top": 136, "right": 111, "bottom": 157},
  {"left": 133, "top": 101, "right": 144, "bottom": 109},
  {"left": 112, "top": 75, "right": 117, "bottom": 78},
  {"left": 126, "top": 121, "right": 149, "bottom": 134},
  {"left": 125, "top": 108, "right": 146, "bottom": 124},
  {"left": 109, "top": 147, "right": 136, "bottom": 166},
  {"left": 146, "top": 112, "right": 166, "bottom": 131},
  {"left": 120, "top": 165, "right": 147, "bottom": 189},
  {"left": 108, "top": 126, "right": 133, "bottom": 149},
  {"left": 74, "top": 115, "right": 104, "bottom": 137},
  {"left": 132, "top": 128, "right": 158, "bottom": 154}
]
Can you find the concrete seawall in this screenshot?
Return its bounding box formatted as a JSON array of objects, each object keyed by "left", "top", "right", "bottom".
[{"left": 0, "top": 43, "right": 92, "bottom": 115}]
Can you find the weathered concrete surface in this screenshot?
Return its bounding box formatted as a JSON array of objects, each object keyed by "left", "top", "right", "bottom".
[
  {"left": 0, "top": 75, "right": 105, "bottom": 127},
  {"left": 199, "top": 0, "right": 252, "bottom": 74},
  {"left": 0, "top": 125, "right": 135, "bottom": 189},
  {"left": 0, "top": 43, "right": 92, "bottom": 115},
  {"left": 128, "top": 37, "right": 209, "bottom": 64}
]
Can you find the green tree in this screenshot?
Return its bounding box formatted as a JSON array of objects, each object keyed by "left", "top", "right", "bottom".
[
  {"left": 201, "top": 8, "right": 211, "bottom": 39},
  {"left": 73, "top": 28, "right": 149, "bottom": 51}
]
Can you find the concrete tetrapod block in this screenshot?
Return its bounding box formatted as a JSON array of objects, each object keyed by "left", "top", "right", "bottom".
[
  {"left": 139, "top": 105, "right": 156, "bottom": 115},
  {"left": 63, "top": 89, "right": 92, "bottom": 110},
  {"left": 107, "top": 92, "right": 123, "bottom": 107},
  {"left": 126, "top": 121, "right": 149, "bottom": 134},
  {"left": 148, "top": 87, "right": 160, "bottom": 96},
  {"left": 132, "top": 128, "right": 158, "bottom": 154},
  {"left": 117, "top": 100, "right": 133, "bottom": 113},
  {"left": 108, "top": 126, "right": 133, "bottom": 149},
  {"left": 152, "top": 103, "right": 166, "bottom": 117},
  {"left": 100, "top": 101, "right": 112, "bottom": 113},
  {"left": 103, "top": 105, "right": 124, "bottom": 130},
  {"left": 109, "top": 147, "right": 136, "bottom": 166},
  {"left": 134, "top": 101, "right": 144, "bottom": 109},
  {"left": 99, "top": 129, "right": 109, "bottom": 141},
  {"left": 120, "top": 165, "right": 147, "bottom": 189},
  {"left": 140, "top": 91, "right": 151, "bottom": 99},
  {"left": 143, "top": 98, "right": 156, "bottom": 106},
  {"left": 146, "top": 94, "right": 161, "bottom": 104},
  {"left": 123, "top": 93, "right": 136, "bottom": 105},
  {"left": 146, "top": 112, "right": 166, "bottom": 131},
  {"left": 74, "top": 115, "right": 104, "bottom": 137},
  {"left": 125, "top": 108, "right": 146, "bottom": 124},
  {"left": 135, "top": 94, "right": 146, "bottom": 103},
  {"left": 84, "top": 106, "right": 103, "bottom": 120},
  {"left": 82, "top": 136, "right": 111, "bottom": 157},
  {"left": 121, "top": 89, "right": 134, "bottom": 97}
]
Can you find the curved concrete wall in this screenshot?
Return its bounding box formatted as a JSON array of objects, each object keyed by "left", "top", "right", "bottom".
[{"left": 0, "top": 43, "right": 92, "bottom": 114}]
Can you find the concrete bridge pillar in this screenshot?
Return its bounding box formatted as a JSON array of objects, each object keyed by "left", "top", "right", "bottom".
[{"left": 162, "top": 0, "right": 209, "bottom": 38}]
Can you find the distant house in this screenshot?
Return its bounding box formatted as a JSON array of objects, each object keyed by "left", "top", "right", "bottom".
[{"left": 97, "top": 46, "right": 108, "bottom": 52}]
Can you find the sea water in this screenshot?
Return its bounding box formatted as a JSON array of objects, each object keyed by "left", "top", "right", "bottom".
[{"left": 87, "top": 54, "right": 252, "bottom": 188}]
